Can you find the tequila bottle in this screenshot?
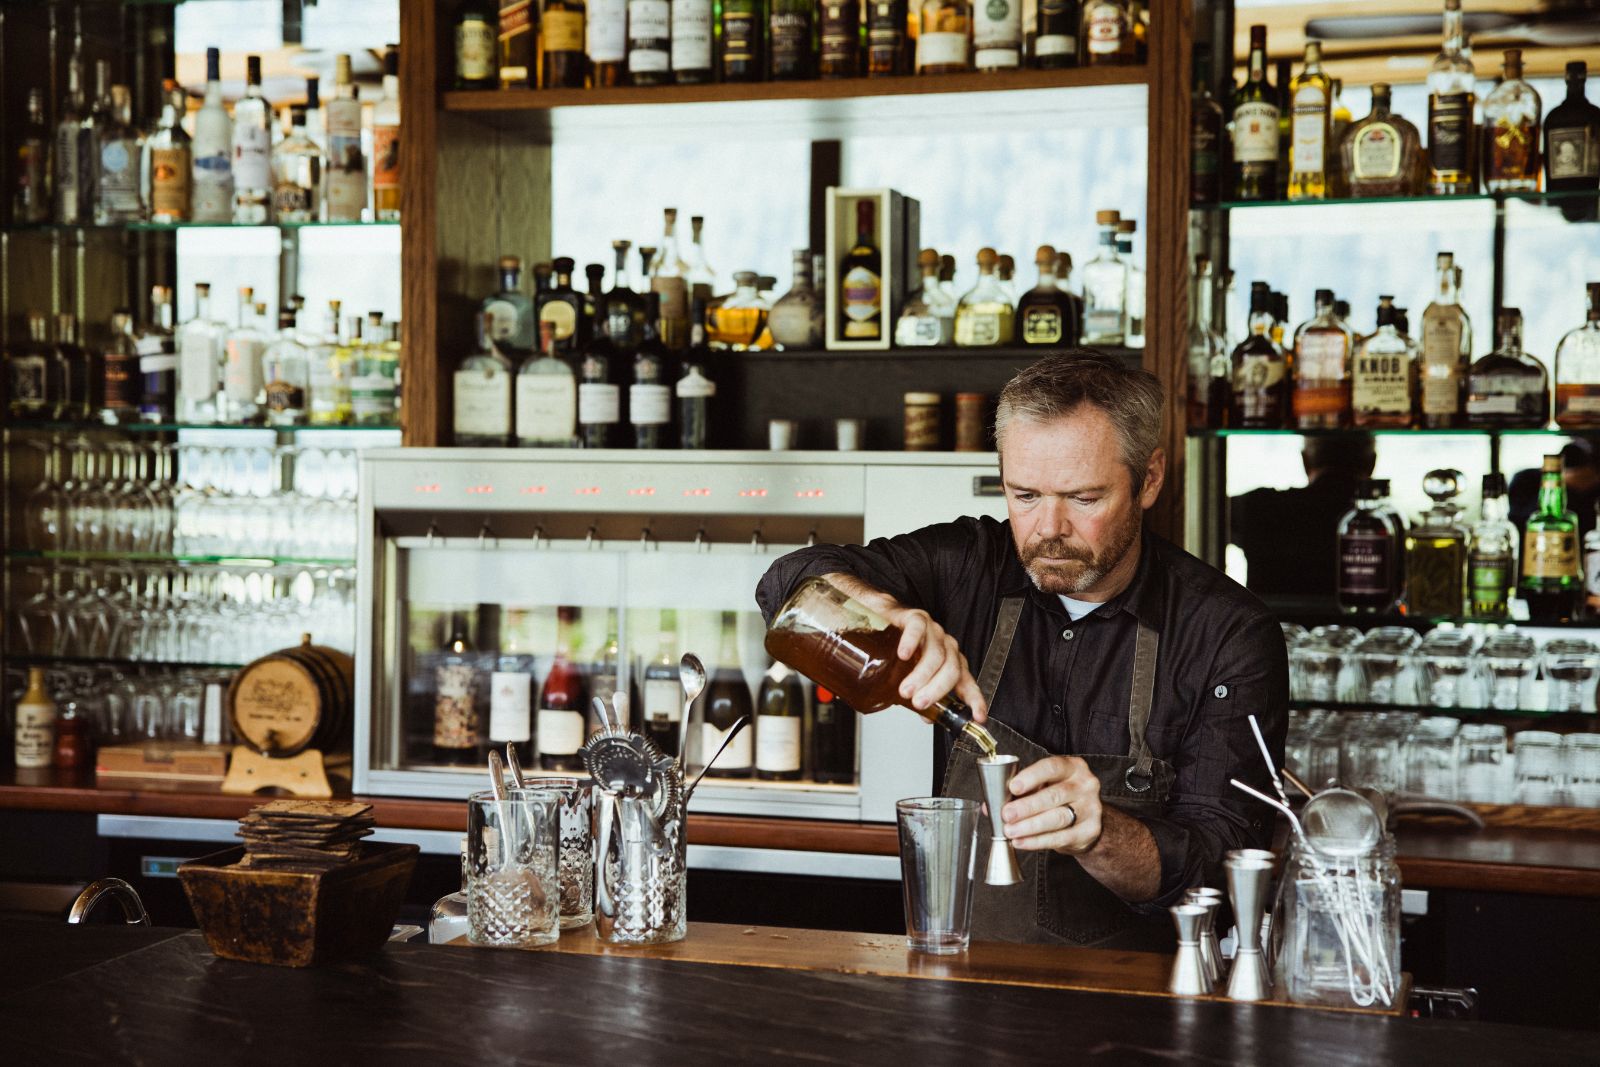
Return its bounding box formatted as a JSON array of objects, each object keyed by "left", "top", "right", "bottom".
[
  {"left": 1016, "top": 245, "right": 1078, "bottom": 347},
  {"left": 232, "top": 56, "right": 273, "bottom": 223},
  {"left": 1426, "top": 0, "right": 1478, "bottom": 196},
  {"left": 1080, "top": 210, "right": 1126, "bottom": 344},
  {"left": 1545, "top": 62, "right": 1600, "bottom": 222},
  {"left": 894, "top": 248, "right": 956, "bottom": 347},
  {"left": 953, "top": 248, "right": 1014, "bottom": 347},
  {"left": 263, "top": 309, "right": 310, "bottom": 425},
  {"left": 1342, "top": 83, "right": 1424, "bottom": 198},
  {"left": 1287, "top": 40, "right": 1332, "bottom": 201},
  {"left": 1555, "top": 282, "right": 1600, "bottom": 430},
  {"left": 454, "top": 312, "right": 514, "bottom": 446},
  {"left": 1482, "top": 49, "right": 1541, "bottom": 194},
  {"left": 1292, "top": 288, "right": 1352, "bottom": 430},
  {"left": 271, "top": 106, "right": 323, "bottom": 222},
  {"left": 1469, "top": 473, "right": 1516, "bottom": 620},
  {"left": 1352, "top": 296, "right": 1417, "bottom": 429},
  {"left": 1465, "top": 309, "right": 1549, "bottom": 429},
  {"left": 1229, "top": 281, "right": 1287, "bottom": 429},
  {"left": 1420, "top": 254, "right": 1472, "bottom": 428},
  {"left": 1522, "top": 455, "right": 1582, "bottom": 624}
]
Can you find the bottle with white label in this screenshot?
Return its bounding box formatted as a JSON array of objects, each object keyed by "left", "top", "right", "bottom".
[
  {"left": 138, "top": 285, "right": 178, "bottom": 423},
  {"left": 222, "top": 288, "right": 266, "bottom": 424},
  {"left": 672, "top": 0, "right": 714, "bottom": 83},
  {"left": 517, "top": 321, "right": 577, "bottom": 446},
  {"left": 539, "top": 607, "right": 588, "bottom": 772},
  {"left": 455, "top": 311, "right": 514, "bottom": 446},
  {"left": 639, "top": 616, "right": 682, "bottom": 758},
  {"left": 578, "top": 311, "right": 621, "bottom": 448},
  {"left": 490, "top": 629, "right": 535, "bottom": 766},
  {"left": 14, "top": 667, "right": 57, "bottom": 771},
  {"left": 232, "top": 56, "right": 273, "bottom": 223},
  {"left": 325, "top": 54, "right": 367, "bottom": 221},
  {"left": 630, "top": 293, "right": 672, "bottom": 448},
  {"left": 973, "top": 0, "right": 1021, "bottom": 70},
  {"left": 697, "top": 612, "right": 754, "bottom": 779},
  {"left": 914, "top": 0, "right": 970, "bottom": 75},
  {"left": 627, "top": 0, "right": 672, "bottom": 86},
  {"left": 191, "top": 47, "right": 234, "bottom": 222},
  {"left": 94, "top": 86, "right": 143, "bottom": 224},
  {"left": 756, "top": 661, "right": 805, "bottom": 781}
]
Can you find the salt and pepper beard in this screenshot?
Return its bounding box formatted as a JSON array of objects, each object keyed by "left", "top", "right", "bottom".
[{"left": 1017, "top": 495, "right": 1143, "bottom": 596}]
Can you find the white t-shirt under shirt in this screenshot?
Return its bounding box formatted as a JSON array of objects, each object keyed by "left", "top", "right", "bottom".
[{"left": 1058, "top": 595, "right": 1100, "bottom": 621}]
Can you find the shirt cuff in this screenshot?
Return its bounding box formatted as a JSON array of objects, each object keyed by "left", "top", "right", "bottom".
[{"left": 1128, "top": 811, "right": 1198, "bottom": 913}]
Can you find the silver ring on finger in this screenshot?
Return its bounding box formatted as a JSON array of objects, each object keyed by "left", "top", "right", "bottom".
[{"left": 1064, "top": 803, "right": 1077, "bottom": 828}]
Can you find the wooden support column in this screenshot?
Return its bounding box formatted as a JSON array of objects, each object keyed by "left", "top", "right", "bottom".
[{"left": 399, "top": 0, "right": 442, "bottom": 446}]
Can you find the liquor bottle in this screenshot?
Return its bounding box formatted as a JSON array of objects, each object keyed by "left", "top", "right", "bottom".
[
  {"left": 648, "top": 209, "right": 689, "bottom": 277},
  {"left": 538, "top": 607, "right": 587, "bottom": 772},
  {"left": 93, "top": 86, "right": 142, "bottom": 224},
  {"left": 1190, "top": 46, "right": 1224, "bottom": 205},
  {"left": 839, "top": 200, "right": 883, "bottom": 340},
  {"left": 867, "top": 0, "right": 909, "bottom": 77},
  {"left": 272, "top": 106, "right": 323, "bottom": 222},
  {"left": 353, "top": 313, "right": 401, "bottom": 426},
  {"left": 578, "top": 308, "right": 621, "bottom": 448},
  {"left": 627, "top": 0, "right": 672, "bottom": 85},
  {"left": 1469, "top": 473, "right": 1516, "bottom": 620},
  {"left": 5, "top": 313, "right": 50, "bottom": 421},
  {"left": 721, "top": 0, "right": 763, "bottom": 82},
  {"left": 260, "top": 308, "right": 309, "bottom": 425},
  {"left": 1405, "top": 470, "right": 1468, "bottom": 619},
  {"left": 954, "top": 248, "right": 1014, "bottom": 347},
  {"left": 1426, "top": 0, "right": 1478, "bottom": 196},
  {"left": 144, "top": 80, "right": 191, "bottom": 224},
  {"left": 221, "top": 295, "right": 267, "bottom": 423},
  {"left": 1286, "top": 41, "right": 1331, "bottom": 201},
  {"left": 1056, "top": 250, "right": 1085, "bottom": 329},
  {"left": 589, "top": 0, "right": 627, "bottom": 86},
  {"left": 455, "top": 0, "right": 499, "bottom": 88},
  {"left": 1327, "top": 78, "right": 1353, "bottom": 196},
  {"left": 1545, "top": 61, "right": 1600, "bottom": 222},
  {"left": 895, "top": 249, "right": 955, "bottom": 347},
  {"left": 324, "top": 55, "right": 366, "bottom": 222},
  {"left": 428, "top": 841, "right": 471, "bottom": 944},
  {"left": 1465, "top": 309, "right": 1549, "bottom": 429},
  {"left": 769, "top": 250, "right": 824, "bottom": 350},
  {"left": 915, "top": 0, "right": 970, "bottom": 75},
  {"left": 1273, "top": 58, "right": 1293, "bottom": 199},
  {"left": 1342, "top": 83, "right": 1424, "bottom": 198},
  {"left": 821, "top": 0, "right": 862, "bottom": 78},
  {"left": 301, "top": 299, "right": 338, "bottom": 423},
  {"left": 1230, "top": 282, "right": 1287, "bottom": 429},
  {"left": 974, "top": 0, "right": 1021, "bottom": 70},
  {"left": 1114, "top": 221, "right": 1144, "bottom": 348},
  {"left": 640, "top": 617, "right": 682, "bottom": 758},
  {"left": 672, "top": 0, "right": 715, "bottom": 83},
  {"left": 13, "top": 89, "right": 49, "bottom": 223},
  {"left": 809, "top": 685, "right": 857, "bottom": 784},
  {"left": 581, "top": 613, "right": 621, "bottom": 736},
  {"left": 1292, "top": 289, "right": 1352, "bottom": 430},
  {"left": 708, "top": 269, "right": 768, "bottom": 349},
  {"left": 1522, "top": 455, "right": 1582, "bottom": 624},
  {"left": 191, "top": 47, "right": 234, "bottom": 222},
  {"left": 101, "top": 310, "right": 140, "bottom": 424},
  {"left": 1185, "top": 256, "right": 1228, "bottom": 430},
  {"left": 138, "top": 286, "right": 178, "bottom": 424},
  {"left": 1352, "top": 297, "right": 1416, "bottom": 429},
  {"left": 480, "top": 256, "right": 537, "bottom": 358},
  {"left": 1081, "top": 210, "right": 1127, "bottom": 344},
  {"left": 516, "top": 321, "right": 577, "bottom": 446},
  {"left": 756, "top": 661, "right": 805, "bottom": 781},
  {"left": 677, "top": 295, "right": 715, "bottom": 448},
  {"left": 1482, "top": 49, "right": 1541, "bottom": 194},
  {"left": 177, "top": 283, "right": 223, "bottom": 424},
  {"left": 545, "top": 0, "right": 589, "bottom": 87},
  {"left": 54, "top": 313, "right": 93, "bottom": 421},
  {"left": 1033, "top": 0, "right": 1078, "bottom": 69},
  {"left": 14, "top": 667, "right": 57, "bottom": 771},
  {"left": 603, "top": 240, "right": 645, "bottom": 348},
  {"left": 1420, "top": 255, "right": 1471, "bottom": 429},
  {"left": 1016, "top": 246, "right": 1076, "bottom": 346},
  {"left": 86, "top": 63, "right": 116, "bottom": 217},
  {"left": 1230, "top": 26, "right": 1278, "bottom": 202},
  {"left": 700, "top": 612, "right": 754, "bottom": 778},
  {"left": 231, "top": 57, "right": 273, "bottom": 223},
  {"left": 995, "top": 254, "right": 1017, "bottom": 306},
  {"left": 530, "top": 258, "right": 577, "bottom": 358},
  {"left": 434, "top": 613, "right": 482, "bottom": 765},
  {"left": 54, "top": 38, "right": 86, "bottom": 225},
  {"left": 488, "top": 619, "right": 535, "bottom": 765},
  {"left": 1079, "top": 0, "right": 1132, "bottom": 65},
  {"left": 629, "top": 293, "right": 672, "bottom": 448},
  {"left": 1336, "top": 479, "right": 1401, "bottom": 615},
  {"left": 454, "top": 312, "right": 515, "bottom": 445},
  {"left": 1555, "top": 282, "right": 1600, "bottom": 429},
  {"left": 685, "top": 215, "right": 716, "bottom": 288},
  {"left": 500, "top": 3, "right": 535, "bottom": 88},
  {"left": 770, "top": 0, "right": 817, "bottom": 80}
]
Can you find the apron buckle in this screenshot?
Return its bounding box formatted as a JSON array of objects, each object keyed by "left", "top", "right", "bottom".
[{"left": 1124, "top": 766, "right": 1153, "bottom": 793}]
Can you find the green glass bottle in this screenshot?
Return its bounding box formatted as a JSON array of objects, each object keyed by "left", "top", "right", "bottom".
[
  {"left": 1230, "top": 24, "right": 1279, "bottom": 202},
  {"left": 1521, "top": 454, "right": 1583, "bottom": 623},
  {"left": 720, "top": 0, "right": 763, "bottom": 82}
]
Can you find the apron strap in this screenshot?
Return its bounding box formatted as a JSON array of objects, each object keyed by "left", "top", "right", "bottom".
[
  {"left": 1124, "top": 620, "right": 1159, "bottom": 792},
  {"left": 976, "top": 596, "right": 1026, "bottom": 708}
]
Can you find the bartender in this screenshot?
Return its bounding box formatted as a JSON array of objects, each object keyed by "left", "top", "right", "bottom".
[{"left": 756, "top": 353, "right": 1287, "bottom": 949}]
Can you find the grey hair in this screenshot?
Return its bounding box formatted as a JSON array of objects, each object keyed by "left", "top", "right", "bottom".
[{"left": 994, "top": 351, "right": 1165, "bottom": 488}]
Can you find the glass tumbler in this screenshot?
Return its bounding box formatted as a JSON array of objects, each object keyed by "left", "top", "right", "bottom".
[
  {"left": 896, "top": 797, "right": 979, "bottom": 955},
  {"left": 1479, "top": 634, "right": 1538, "bottom": 712},
  {"left": 1542, "top": 639, "right": 1600, "bottom": 712},
  {"left": 1563, "top": 735, "right": 1600, "bottom": 808},
  {"left": 1512, "top": 731, "right": 1565, "bottom": 806},
  {"left": 466, "top": 789, "right": 561, "bottom": 948},
  {"left": 1418, "top": 630, "right": 1479, "bottom": 709},
  {"left": 522, "top": 777, "right": 594, "bottom": 930},
  {"left": 1458, "top": 723, "right": 1510, "bottom": 804},
  {"left": 1404, "top": 717, "right": 1461, "bottom": 800}
]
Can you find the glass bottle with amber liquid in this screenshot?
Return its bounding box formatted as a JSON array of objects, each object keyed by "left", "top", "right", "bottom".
[
  {"left": 1230, "top": 282, "right": 1288, "bottom": 428},
  {"left": 1017, "top": 245, "right": 1077, "bottom": 347},
  {"left": 454, "top": 0, "right": 499, "bottom": 89},
  {"left": 867, "top": 0, "right": 909, "bottom": 76},
  {"left": 915, "top": 0, "right": 970, "bottom": 75},
  {"left": 954, "top": 248, "right": 1015, "bottom": 347},
  {"left": 1555, "top": 282, "right": 1600, "bottom": 430},
  {"left": 1292, "top": 289, "right": 1352, "bottom": 429},
  {"left": 1287, "top": 41, "right": 1332, "bottom": 201},
  {"left": 1079, "top": 0, "right": 1132, "bottom": 66},
  {"left": 1352, "top": 297, "right": 1417, "bottom": 429},
  {"left": 720, "top": 0, "right": 764, "bottom": 82},
  {"left": 1343, "top": 83, "right": 1424, "bottom": 197},
  {"left": 1420, "top": 254, "right": 1472, "bottom": 428},
  {"left": 1427, "top": 0, "right": 1478, "bottom": 195},
  {"left": 1405, "top": 470, "right": 1468, "bottom": 619},
  {"left": 1522, "top": 455, "right": 1583, "bottom": 624},
  {"left": 839, "top": 200, "right": 883, "bottom": 340},
  {"left": 1482, "top": 49, "right": 1541, "bottom": 193},
  {"left": 820, "top": 0, "right": 862, "bottom": 78},
  {"left": 542, "top": 0, "right": 588, "bottom": 88},
  {"left": 698, "top": 612, "right": 754, "bottom": 779},
  {"left": 1466, "top": 309, "right": 1549, "bottom": 429},
  {"left": 1231, "top": 26, "right": 1279, "bottom": 202}
]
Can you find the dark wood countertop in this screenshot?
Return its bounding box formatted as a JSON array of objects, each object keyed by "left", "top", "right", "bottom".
[
  {"left": 5, "top": 767, "right": 1600, "bottom": 897},
  {"left": 3, "top": 919, "right": 1592, "bottom": 1065}
]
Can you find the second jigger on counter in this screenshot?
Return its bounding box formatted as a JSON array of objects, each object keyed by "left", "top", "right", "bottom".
[
  {"left": 1224, "top": 851, "right": 1275, "bottom": 1002},
  {"left": 977, "top": 754, "right": 1022, "bottom": 886}
]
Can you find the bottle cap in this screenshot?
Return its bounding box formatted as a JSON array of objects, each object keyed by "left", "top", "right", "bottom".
[
  {"left": 1483, "top": 472, "right": 1507, "bottom": 496},
  {"left": 976, "top": 247, "right": 998, "bottom": 268},
  {"left": 905, "top": 392, "right": 941, "bottom": 405},
  {"left": 1567, "top": 60, "right": 1586, "bottom": 79},
  {"left": 1544, "top": 454, "right": 1562, "bottom": 473},
  {"left": 1315, "top": 288, "right": 1333, "bottom": 304},
  {"left": 553, "top": 256, "right": 575, "bottom": 273},
  {"left": 1116, "top": 219, "right": 1137, "bottom": 234},
  {"left": 1035, "top": 244, "right": 1058, "bottom": 264},
  {"left": 498, "top": 255, "right": 521, "bottom": 270},
  {"left": 1096, "top": 210, "right": 1121, "bottom": 225}
]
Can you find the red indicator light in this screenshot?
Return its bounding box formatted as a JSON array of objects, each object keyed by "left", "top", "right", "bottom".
[
  {"left": 627, "top": 487, "right": 657, "bottom": 497},
  {"left": 738, "top": 489, "right": 769, "bottom": 498},
  {"left": 521, "top": 485, "right": 548, "bottom": 495},
  {"left": 465, "top": 484, "right": 494, "bottom": 495},
  {"left": 413, "top": 483, "right": 442, "bottom": 494},
  {"left": 795, "top": 489, "right": 826, "bottom": 499},
  {"left": 576, "top": 486, "right": 602, "bottom": 496},
  {"left": 683, "top": 488, "right": 712, "bottom": 497}
]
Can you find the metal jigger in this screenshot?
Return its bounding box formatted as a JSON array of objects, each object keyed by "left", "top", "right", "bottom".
[
  {"left": 1183, "top": 889, "right": 1223, "bottom": 988},
  {"left": 1224, "top": 854, "right": 1274, "bottom": 1002},
  {"left": 1168, "top": 904, "right": 1213, "bottom": 996},
  {"left": 976, "top": 755, "right": 1022, "bottom": 886}
]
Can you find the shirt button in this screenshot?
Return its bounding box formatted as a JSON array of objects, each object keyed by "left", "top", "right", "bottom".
[
  {"left": 1051, "top": 704, "right": 1062, "bottom": 715},
  {"left": 1061, "top": 628, "right": 1075, "bottom": 642},
  {"left": 1214, "top": 685, "right": 1229, "bottom": 699}
]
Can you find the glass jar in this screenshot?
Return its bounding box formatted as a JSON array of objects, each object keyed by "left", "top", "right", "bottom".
[{"left": 1272, "top": 837, "right": 1402, "bottom": 1009}]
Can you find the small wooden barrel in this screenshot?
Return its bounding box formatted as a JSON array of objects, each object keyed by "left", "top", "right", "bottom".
[{"left": 226, "top": 635, "right": 355, "bottom": 757}]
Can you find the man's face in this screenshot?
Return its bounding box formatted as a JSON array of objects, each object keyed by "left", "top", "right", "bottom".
[{"left": 1000, "top": 407, "right": 1164, "bottom": 599}]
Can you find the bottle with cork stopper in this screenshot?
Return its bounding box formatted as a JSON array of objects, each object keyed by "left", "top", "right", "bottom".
[{"left": 954, "top": 247, "right": 1014, "bottom": 347}]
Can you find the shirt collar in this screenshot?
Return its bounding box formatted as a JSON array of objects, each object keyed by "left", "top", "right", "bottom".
[{"left": 1001, "top": 527, "right": 1165, "bottom": 630}]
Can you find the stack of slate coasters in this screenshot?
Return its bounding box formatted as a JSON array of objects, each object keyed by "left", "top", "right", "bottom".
[{"left": 236, "top": 800, "right": 375, "bottom": 870}]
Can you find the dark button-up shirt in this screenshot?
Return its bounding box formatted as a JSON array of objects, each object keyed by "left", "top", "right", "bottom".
[{"left": 755, "top": 516, "right": 1289, "bottom": 910}]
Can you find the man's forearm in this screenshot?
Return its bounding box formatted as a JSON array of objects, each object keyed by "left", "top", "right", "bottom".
[{"left": 1074, "top": 805, "right": 1161, "bottom": 903}]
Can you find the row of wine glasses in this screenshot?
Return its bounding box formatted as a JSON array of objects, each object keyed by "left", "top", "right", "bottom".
[
  {"left": 4, "top": 664, "right": 237, "bottom": 748},
  {"left": 8, "top": 561, "right": 356, "bottom": 666}
]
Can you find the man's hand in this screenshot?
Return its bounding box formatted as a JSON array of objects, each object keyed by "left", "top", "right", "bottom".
[
  {"left": 1001, "top": 756, "right": 1103, "bottom": 854},
  {"left": 821, "top": 573, "right": 987, "bottom": 721}
]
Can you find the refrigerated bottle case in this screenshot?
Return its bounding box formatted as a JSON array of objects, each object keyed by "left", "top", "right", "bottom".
[{"left": 354, "top": 450, "right": 1008, "bottom": 823}]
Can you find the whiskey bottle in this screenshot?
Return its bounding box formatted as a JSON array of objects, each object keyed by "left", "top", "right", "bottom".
[
  {"left": 1466, "top": 309, "right": 1549, "bottom": 429},
  {"left": 1292, "top": 289, "right": 1352, "bottom": 430},
  {"left": 954, "top": 248, "right": 1015, "bottom": 347},
  {"left": 677, "top": 295, "right": 715, "bottom": 448},
  {"left": 821, "top": 0, "right": 862, "bottom": 78},
  {"left": 1468, "top": 473, "right": 1516, "bottom": 620},
  {"left": 516, "top": 321, "right": 578, "bottom": 446},
  {"left": 1420, "top": 253, "right": 1472, "bottom": 428},
  {"left": 590, "top": 0, "right": 627, "bottom": 86},
  {"left": 1079, "top": 0, "right": 1133, "bottom": 66},
  {"left": 973, "top": 0, "right": 1021, "bottom": 71},
  {"left": 434, "top": 613, "right": 483, "bottom": 765},
  {"left": 1545, "top": 61, "right": 1600, "bottom": 222},
  {"left": 498, "top": 4, "right": 534, "bottom": 88},
  {"left": 578, "top": 310, "right": 621, "bottom": 448},
  {"left": 627, "top": 0, "right": 672, "bottom": 85},
  {"left": 867, "top": 0, "right": 909, "bottom": 77},
  {"left": 1352, "top": 296, "right": 1417, "bottom": 429},
  {"left": 1080, "top": 210, "right": 1126, "bottom": 344},
  {"left": 542, "top": 0, "right": 588, "bottom": 88},
  {"left": 630, "top": 293, "right": 673, "bottom": 448},
  {"left": 839, "top": 201, "right": 884, "bottom": 340},
  {"left": 1287, "top": 41, "right": 1331, "bottom": 201},
  {"left": 1555, "top": 282, "right": 1600, "bottom": 430},
  {"left": 1336, "top": 479, "right": 1401, "bottom": 615},
  {"left": 1033, "top": 0, "right": 1078, "bottom": 69},
  {"left": 454, "top": 0, "right": 500, "bottom": 88},
  {"left": 454, "top": 312, "right": 514, "bottom": 446},
  {"left": 756, "top": 662, "right": 805, "bottom": 782},
  {"left": 1342, "top": 83, "right": 1425, "bottom": 198},
  {"left": 1522, "top": 455, "right": 1582, "bottom": 625},
  {"left": 699, "top": 612, "right": 754, "bottom": 779},
  {"left": 1229, "top": 282, "right": 1288, "bottom": 429},
  {"left": 101, "top": 310, "right": 140, "bottom": 424},
  {"left": 1190, "top": 46, "right": 1224, "bottom": 205},
  {"left": 770, "top": 0, "right": 817, "bottom": 79},
  {"left": 1482, "top": 49, "right": 1541, "bottom": 194},
  {"left": 1017, "top": 245, "right": 1078, "bottom": 346},
  {"left": 915, "top": 0, "right": 970, "bottom": 75},
  {"left": 539, "top": 607, "right": 588, "bottom": 772},
  {"left": 721, "top": 0, "right": 763, "bottom": 82},
  {"left": 325, "top": 55, "right": 366, "bottom": 222},
  {"left": 144, "top": 80, "right": 192, "bottom": 224},
  {"left": 1185, "top": 255, "right": 1228, "bottom": 430},
  {"left": 672, "top": 0, "right": 715, "bottom": 83},
  {"left": 1426, "top": 0, "right": 1478, "bottom": 196},
  {"left": 537, "top": 257, "right": 585, "bottom": 357},
  {"left": 1405, "top": 470, "right": 1468, "bottom": 619},
  {"left": 1231, "top": 26, "right": 1279, "bottom": 202},
  {"left": 232, "top": 57, "right": 273, "bottom": 223},
  {"left": 480, "top": 256, "right": 537, "bottom": 358}
]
